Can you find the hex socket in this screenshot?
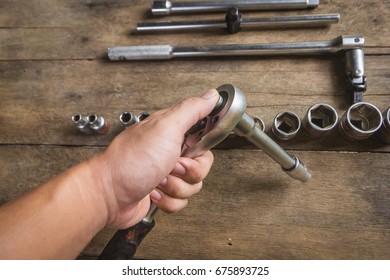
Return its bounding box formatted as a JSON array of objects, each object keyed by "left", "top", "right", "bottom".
[
  {"left": 303, "top": 103, "right": 338, "bottom": 137},
  {"left": 87, "top": 114, "right": 110, "bottom": 135},
  {"left": 272, "top": 111, "right": 301, "bottom": 140},
  {"left": 339, "top": 102, "right": 383, "bottom": 140},
  {"left": 378, "top": 107, "right": 390, "bottom": 144},
  {"left": 119, "top": 111, "right": 150, "bottom": 128},
  {"left": 119, "top": 111, "right": 138, "bottom": 128},
  {"left": 72, "top": 113, "right": 91, "bottom": 133}
]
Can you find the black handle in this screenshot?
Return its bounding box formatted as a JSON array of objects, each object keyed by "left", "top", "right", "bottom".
[{"left": 98, "top": 220, "right": 155, "bottom": 260}]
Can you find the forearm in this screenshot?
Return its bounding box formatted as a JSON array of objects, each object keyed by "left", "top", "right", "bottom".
[{"left": 0, "top": 156, "right": 108, "bottom": 259}]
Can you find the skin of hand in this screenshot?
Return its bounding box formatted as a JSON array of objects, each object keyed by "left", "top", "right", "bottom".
[
  {"left": 0, "top": 89, "right": 220, "bottom": 259},
  {"left": 93, "top": 89, "right": 220, "bottom": 229}
]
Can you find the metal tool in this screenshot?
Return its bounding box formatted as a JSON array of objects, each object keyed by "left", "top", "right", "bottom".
[
  {"left": 119, "top": 111, "right": 150, "bottom": 128},
  {"left": 98, "top": 84, "right": 311, "bottom": 259},
  {"left": 339, "top": 102, "right": 383, "bottom": 140},
  {"left": 345, "top": 48, "right": 367, "bottom": 104},
  {"left": 137, "top": 10, "right": 339, "bottom": 34},
  {"left": 377, "top": 107, "right": 390, "bottom": 144},
  {"left": 108, "top": 35, "right": 364, "bottom": 61},
  {"left": 303, "top": 103, "right": 338, "bottom": 137},
  {"left": 72, "top": 113, "right": 110, "bottom": 135},
  {"left": 87, "top": 113, "right": 110, "bottom": 135},
  {"left": 151, "top": 0, "right": 320, "bottom": 15},
  {"left": 72, "top": 113, "right": 91, "bottom": 133},
  {"left": 272, "top": 111, "right": 301, "bottom": 140}
]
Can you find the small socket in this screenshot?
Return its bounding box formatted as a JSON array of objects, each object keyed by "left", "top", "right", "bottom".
[
  {"left": 119, "top": 111, "right": 150, "bottom": 129},
  {"left": 339, "top": 102, "right": 382, "bottom": 140},
  {"left": 303, "top": 103, "right": 338, "bottom": 137},
  {"left": 88, "top": 114, "right": 110, "bottom": 135},
  {"left": 72, "top": 113, "right": 91, "bottom": 133},
  {"left": 272, "top": 111, "right": 301, "bottom": 140},
  {"left": 119, "top": 111, "right": 138, "bottom": 128}
]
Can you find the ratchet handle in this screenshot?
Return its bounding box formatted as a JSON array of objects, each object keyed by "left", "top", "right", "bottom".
[{"left": 98, "top": 220, "right": 155, "bottom": 260}]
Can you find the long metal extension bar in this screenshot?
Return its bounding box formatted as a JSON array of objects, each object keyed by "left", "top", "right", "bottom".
[
  {"left": 152, "top": 0, "right": 320, "bottom": 15},
  {"left": 137, "top": 12, "right": 339, "bottom": 33},
  {"left": 108, "top": 35, "right": 364, "bottom": 60}
]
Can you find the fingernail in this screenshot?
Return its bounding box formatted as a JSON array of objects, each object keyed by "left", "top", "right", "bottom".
[
  {"left": 150, "top": 189, "right": 162, "bottom": 201},
  {"left": 160, "top": 177, "right": 168, "bottom": 186},
  {"left": 201, "top": 89, "right": 218, "bottom": 99},
  {"left": 173, "top": 162, "right": 186, "bottom": 175}
]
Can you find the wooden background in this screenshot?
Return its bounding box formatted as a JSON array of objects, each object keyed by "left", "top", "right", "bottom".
[{"left": 0, "top": 0, "right": 389, "bottom": 259}]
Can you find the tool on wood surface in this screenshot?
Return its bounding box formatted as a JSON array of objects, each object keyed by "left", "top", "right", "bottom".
[
  {"left": 377, "top": 107, "right": 390, "bottom": 144},
  {"left": 98, "top": 84, "right": 311, "bottom": 259},
  {"left": 137, "top": 9, "right": 339, "bottom": 34},
  {"left": 303, "top": 103, "right": 338, "bottom": 138},
  {"left": 119, "top": 111, "right": 150, "bottom": 128},
  {"left": 272, "top": 111, "right": 301, "bottom": 140},
  {"left": 108, "top": 35, "right": 366, "bottom": 105},
  {"left": 339, "top": 102, "right": 383, "bottom": 140},
  {"left": 72, "top": 113, "right": 110, "bottom": 135},
  {"left": 151, "top": 0, "right": 319, "bottom": 15}
]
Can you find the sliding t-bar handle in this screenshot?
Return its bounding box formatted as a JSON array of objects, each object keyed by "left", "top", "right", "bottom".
[
  {"left": 137, "top": 12, "right": 339, "bottom": 33},
  {"left": 152, "top": 0, "right": 319, "bottom": 15},
  {"left": 108, "top": 35, "right": 364, "bottom": 61}
]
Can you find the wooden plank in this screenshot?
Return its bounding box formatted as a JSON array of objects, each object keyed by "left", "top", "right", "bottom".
[
  {"left": 0, "top": 145, "right": 388, "bottom": 259},
  {"left": 0, "top": 56, "right": 388, "bottom": 151},
  {"left": 0, "top": 0, "right": 389, "bottom": 60}
]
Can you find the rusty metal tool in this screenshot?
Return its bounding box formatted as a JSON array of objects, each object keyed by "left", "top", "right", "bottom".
[{"left": 98, "top": 84, "right": 311, "bottom": 259}]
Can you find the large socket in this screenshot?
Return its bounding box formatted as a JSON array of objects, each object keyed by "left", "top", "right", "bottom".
[{"left": 339, "top": 102, "right": 383, "bottom": 140}]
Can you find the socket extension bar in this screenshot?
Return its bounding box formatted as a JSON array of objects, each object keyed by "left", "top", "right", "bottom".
[
  {"left": 152, "top": 0, "right": 319, "bottom": 15},
  {"left": 108, "top": 35, "right": 364, "bottom": 60},
  {"left": 137, "top": 12, "right": 339, "bottom": 33}
]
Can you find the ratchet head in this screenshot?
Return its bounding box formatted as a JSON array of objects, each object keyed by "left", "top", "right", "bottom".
[{"left": 181, "top": 84, "right": 246, "bottom": 158}]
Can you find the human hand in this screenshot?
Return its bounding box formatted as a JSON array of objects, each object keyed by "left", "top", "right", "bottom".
[{"left": 91, "top": 89, "right": 220, "bottom": 229}]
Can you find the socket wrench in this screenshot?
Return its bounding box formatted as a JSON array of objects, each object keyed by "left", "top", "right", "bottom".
[
  {"left": 98, "top": 84, "right": 310, "bottom": 259},
  {"left": 151, "top": 0, "right": 319, "bottom": 15}
]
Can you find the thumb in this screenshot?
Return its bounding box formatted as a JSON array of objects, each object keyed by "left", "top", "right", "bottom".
[{"left": 164, "top": 89, "right": 220, "bottom": 133}]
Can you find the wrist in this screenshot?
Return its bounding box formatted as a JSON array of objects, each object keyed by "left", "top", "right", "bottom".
[{"left": 83, "top": 152, "right": 117, "bottom": 228}]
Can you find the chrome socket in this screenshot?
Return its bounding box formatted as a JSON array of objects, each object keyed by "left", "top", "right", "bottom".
[
  {"left": 87, "top": 114, "right": 110, "bottom": 135},
  {"left": 378, "top": 107, "right": 390, "bottom": 144},
  {"left": 339, "top": 102, "right": 383, "bottom": 140},
  {"left": 272, "top": 111, "right": 301, "bottom": 140},
  {"left": 72, "top": 113, "right": 91, "bottom": 133},
  {"left": 303, "top": 103, "right": 338, "bottom": 137},
  {"left": 119, "top": 111, "right": 150, "bottom": 128}
]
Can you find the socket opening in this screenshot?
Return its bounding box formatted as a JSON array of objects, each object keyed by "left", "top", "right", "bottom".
[
  {"left": 138, "top": 112, "right": 150, "bottom": 121},
  {"left": 72, "top": 114, "right": 81, "bottom": 123},
  {"left": 88, "top": 114, "right": 97, "bottom": 124},
  {"left": 120, "top": 112, "right": 133, "bottom": 123},
  {"left": 275, "top": 112, "right": 300, "bottom": 134},
  {"left": 309, "top": 104, "right": 337, "bottom": 130},
  {"left": 347, "top": 103, "right": 382, "bottom": 132},
  {"left": 273, "top": 111, "right": 301, "bottom": 140}
]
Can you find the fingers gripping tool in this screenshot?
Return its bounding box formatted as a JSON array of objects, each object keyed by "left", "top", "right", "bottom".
[{"left": 98, "top": 84, "right": 311, "bottom": 259}]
